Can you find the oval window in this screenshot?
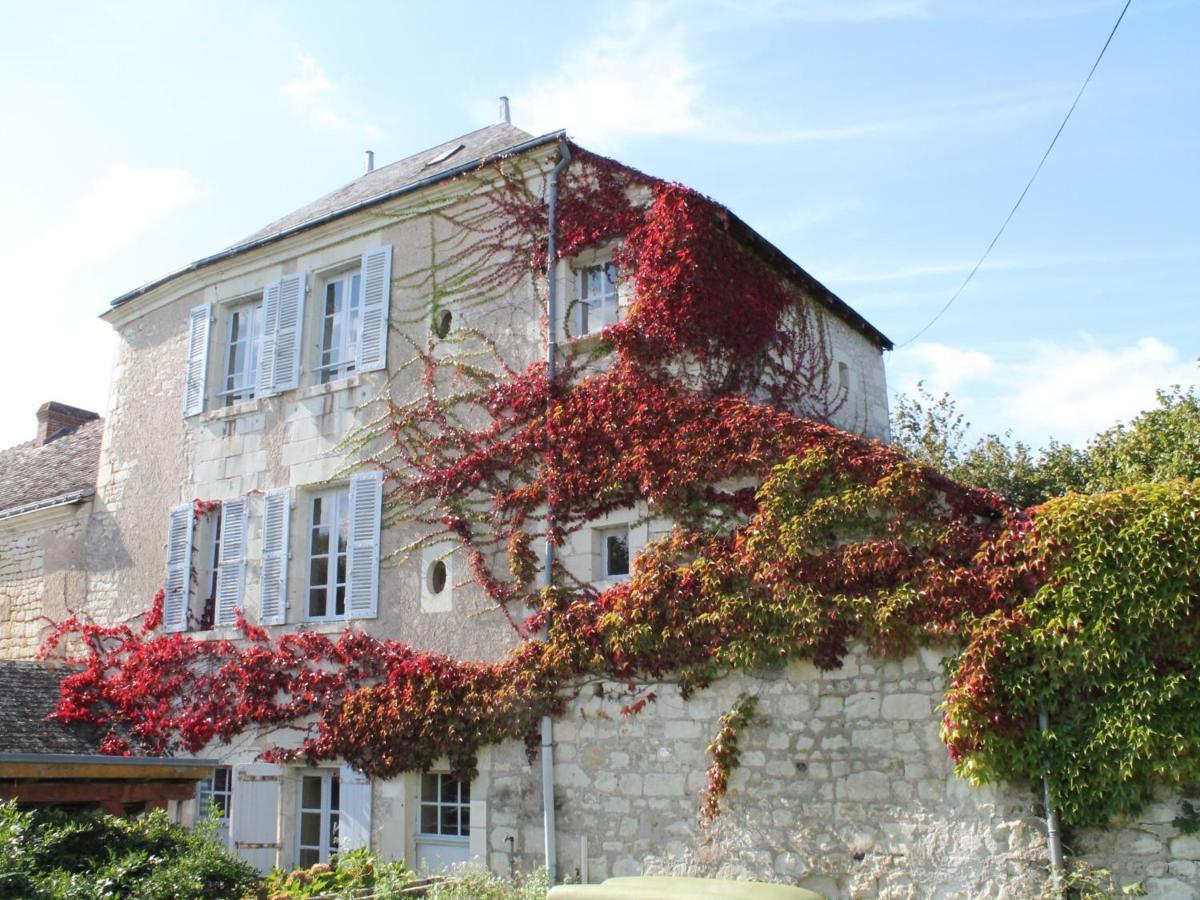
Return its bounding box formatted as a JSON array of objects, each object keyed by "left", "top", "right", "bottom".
[
  {"left": 432, "top": 309, "right": 453, "bottom": 339},
  {"left": 428, "top": 559, "right": 448, "bottom": 594}
]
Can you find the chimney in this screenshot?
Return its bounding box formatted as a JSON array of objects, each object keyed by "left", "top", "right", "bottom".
[
  {"left": 499, "top": 96, "right": 511, "bottom": 124},
  {"left": 36, "top": 402, "right": 98, "bottom": 446},
  {"left": 363, "top": 150, "right": 375, "bottom": 175}
]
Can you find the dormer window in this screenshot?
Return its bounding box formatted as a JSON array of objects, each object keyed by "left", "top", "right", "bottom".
[
  {"left": 576, "top": 261, "right": 620, "bottom": 336},
  {"left": 318, "top": 268, "right": 363, "bottom": 383}
]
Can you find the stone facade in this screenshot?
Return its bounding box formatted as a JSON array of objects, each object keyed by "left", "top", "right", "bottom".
[{"left": 0, "top": 502, "right": 91, "bottom": 660}]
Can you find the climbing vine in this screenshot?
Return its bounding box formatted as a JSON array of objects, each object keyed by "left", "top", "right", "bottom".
[{"left": 40, "top": 141, "right": 1200, "bottom": 828}]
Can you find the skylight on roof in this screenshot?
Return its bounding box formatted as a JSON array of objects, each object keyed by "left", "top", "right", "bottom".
[{"left": 425, "top": 144, "right": 465, "bottom": 167}]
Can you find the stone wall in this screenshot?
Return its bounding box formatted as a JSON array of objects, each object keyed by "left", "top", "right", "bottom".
[
  {"left": 483, "top": 643, "right": 1198, "bottom": 899},
  {"left": 0, "top": 502, "right": 91, "bottom": 660}
]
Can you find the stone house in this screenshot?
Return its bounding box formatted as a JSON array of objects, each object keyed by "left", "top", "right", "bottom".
[
  {"left": 52, "top": 115, "right": 1199, "bottom": 897},
  {"left": 0, "top": 402, "right": 102, "bottom": 660}
]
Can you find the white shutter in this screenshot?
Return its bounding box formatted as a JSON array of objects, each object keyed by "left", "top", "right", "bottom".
[
  {"left": 356, "top": 246, "right": 392, "bottom": 372},
  {"left": 163, "top": 504, "right": 193, "bottom": 633},
  {"left": 346, "top": 471, "right": 382, "bottom": 619},
  {"left": 258, "top": 280, "right": 281, "bottom": 396},
  {"left": 259, "top": 488, "right": 290, "bottom": 626},
  {"left": 338, "top": 764, "right": 372, "bottom": 851},
  {"left": 271, "top": 273, "right": 306, "bottom": 392},
  {"left": 214, "top": 498, "right": 247, "bottom": 627},
  {"left": 182, "top": 304, "right": 211, "bottom": 417},
  {"left": 230, "top": 763, "right": 281, "bottom": 873}
]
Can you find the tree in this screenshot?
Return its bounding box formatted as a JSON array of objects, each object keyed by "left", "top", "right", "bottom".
[{"left": 890, "top": 376, "right": 1200, "bottom": 505}]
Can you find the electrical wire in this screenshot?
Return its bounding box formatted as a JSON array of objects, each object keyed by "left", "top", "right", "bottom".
[{"left": 894, "top": 0, "right": 1134, "bottom": 349}]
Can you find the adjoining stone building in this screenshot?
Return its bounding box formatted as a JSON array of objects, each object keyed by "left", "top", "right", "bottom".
[
  {"left": 29, "top": 114, "right": 1197, "bottom": 898},
  {"left": 0, "top": 402, "right": 101, "bottom": 660}
]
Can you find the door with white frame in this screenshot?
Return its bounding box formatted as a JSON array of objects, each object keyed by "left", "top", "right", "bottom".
[{"left": 415, "top": 773, "right": 471, "bottom": 873}]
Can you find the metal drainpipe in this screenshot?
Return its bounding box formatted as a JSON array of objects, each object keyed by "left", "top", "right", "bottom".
[
  {"left": 540, "top": 138, "right": 572, "bottom": 885},
  {"left": 1039, "top": 710, "right": 1065, "bottom": 890}
]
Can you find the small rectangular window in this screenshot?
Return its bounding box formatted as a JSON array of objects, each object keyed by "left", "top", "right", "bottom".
[
  {"left": 418, "top": 773, "right": 470, "bottom": 838},
  {"left": 198, "top": 766, "right": 232, "bottom": 847},
  {"left": 307, "top": 489, "right": 350, "bottom": 620},
  {"left": 318, "top": 269, "right": 363, "bottom": 383},
  {"left": 190, "top": 507, "right": 221, "bottom": 632},
  {"left": 577, "top": 262, "right": 619, "bottom": 336},
  {"left": 297, "top": 771, "right": 340, "bottom": 868},
  {"left": 220, "top": 302, "right": 263, "bottom": 405},
  {"left": 600, "top": 526, "right": 630, "bottom": 579}
]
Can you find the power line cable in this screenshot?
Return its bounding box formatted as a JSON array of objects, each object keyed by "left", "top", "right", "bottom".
[{"left": 895, "top": 0, "right": 1134, "bottom": 350}]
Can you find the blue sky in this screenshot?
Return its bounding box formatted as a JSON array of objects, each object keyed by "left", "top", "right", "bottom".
[{"left": 0, "top": 0, "right": 1195, "bottom": 449}]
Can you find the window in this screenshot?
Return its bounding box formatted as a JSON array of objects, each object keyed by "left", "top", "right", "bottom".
[
  {"left": 419, "top": 773, "right": 470, "bottom": 839},
  {"left": 193, "top": 507, "right": 222, "bottom": 631},
  {"left": 318, "top": 269, "right": 363, "bottom": 383},
  {"left": 297, "top": 772, "right": 340, "bottom": 868},
  {"left": 600, "top": 526, "right": 630, "bottom": 579},
  {"left": 307, "top": 489, "right": 350, "bottom": 620},
  {"left": 198, "top": 766, "right": 232, "bottom": 847},
  {"left": 219, "top": 302, "right": 263, "bottom": 405},
  {"left": 576, "top": 261, "right": 619, "bottom": 336}
]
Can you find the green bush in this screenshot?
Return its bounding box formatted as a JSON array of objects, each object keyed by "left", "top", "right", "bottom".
[
  {"left": 262, "top": 847, "right": 412, "bottom": 898},
  {"left": 0, "top": 801, "right": 260, "bottom": 899},
  {"left": 424, "top": 865, "right": 551, "bottom": 900}
]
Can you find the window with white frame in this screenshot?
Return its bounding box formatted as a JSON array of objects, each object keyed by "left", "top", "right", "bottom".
[
  {"left": 198, "top": 766, "right": 232, "bottom": 846},
  {"left": 418, "top": 773, "right": 470, "bottom": 839},
  {"left": 599, "top": 525, "right": 630, "bottom": 580},
  {"left": 219, "top": 301, "right": 264, "bottom": 405},
  {"left": 307, "top": 489, "right": 350, "bottom": 620},
  {"left": 575, "top": 261, "right": 619, "bottom": 336},
  {"left": 297, "top": 771, "right": 340, "bottom": 868},
  {"left": 193, "top": 507, "right": 222, "bottom": 631},
  {"left": 318, "top": 268, "right": 363, "bottom": 383}
]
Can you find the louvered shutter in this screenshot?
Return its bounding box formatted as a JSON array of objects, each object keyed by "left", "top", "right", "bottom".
[
  {"left": 259, "top": 488, "right": 290, "bottom": 626},
  {"left": 271, "top": 273, "right": 306, "bottom": 392},
  {"left": 258, "top": 280, "right": 281, "bottom": 396},
  {"left": 346, "top": 471, "right": 382, "bottom": 619},
  {"left": 231, "top": 763, "right": 281, "bottom": 873},
  {"left": 214, "top": 498, "right": 246, "bottom": 627},
  {"left": 338, "top": 764, "right": 371, "bottom": 851},
  {"left": 163, "top": 504, "right": 193, "bottom": 633},
  {"left": 356, "top": 246, "right": 392, "bottom": 373},
  {"left": 182, "top": 304, "right": 211, "bottom": 417}
]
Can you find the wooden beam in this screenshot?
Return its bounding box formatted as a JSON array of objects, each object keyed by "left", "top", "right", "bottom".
[
  {"left": 0, "top": 761, "right": 211, "bottom": 781},
  {"left": 0, "top": 780, "right": 199, "bottom": 804}
]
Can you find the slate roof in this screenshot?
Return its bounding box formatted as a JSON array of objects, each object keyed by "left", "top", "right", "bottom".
[
  {"left": 0, "top": 418, "right": 102, "bottom": 517},
  {"left": 0, "top": 661, "right": 102, "bottom": 755},
  {"left": 238, "top": 122, "right": 537, "bottom": 246}
]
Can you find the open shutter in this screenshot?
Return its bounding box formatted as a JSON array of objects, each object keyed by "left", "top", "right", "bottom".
[
  {"left": 346, "top": 471, "right": 382, "bottom": 619},
  {"left": 271, "top": 273, "right": 306, "bottom": 392},
  {"left": 214, "top": 498, "right": 246, "bottom": 627},
  {"left": 163, "top": 504, "right": 193, "bottom": 633},
  {"left": 356, "top": 246, "right": 392, "bottom": 373},
  {"left": 258, "top": 280, "right": 281, "bottom": 396},
  {"left": 338, "top": 764, "right": 371, "bottom": 851},
  {"left": 182, "top": 304, "right": 211, "bottom": 417},
  {"left": 231, "top": 763, "right": 281, "bottom": 873},
  {"left": 258, "top": 488, "right": 290, "bottom": 626}
]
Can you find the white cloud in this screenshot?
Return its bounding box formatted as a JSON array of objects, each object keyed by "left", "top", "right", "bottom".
[
  {"left": 281, "top": 53, "right": 351, "bottom": 132},
  {"left": 516, "top": 4, "right": 703, "bottom": 145},
  {"left": 0, "top": 166, "right": 200, "bottom": 447},
  {"left": 891, "top": 337, "right": 1199, "bottom": 446}
]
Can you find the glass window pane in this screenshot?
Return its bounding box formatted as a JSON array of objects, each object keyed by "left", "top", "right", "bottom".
[
  {"left": 302, "top": 776, "right": 322, "bottom": 809},
  {"left": 299, "top": 847, "right": 319, "bottom": 868},
  {"left": 330, "top": 777, "right": 339, "bottom": 809},
  {"left": 309, "top": 557, "right": 328, "bottom": 589},
  {"left": 440, "top": 775, "right": 457, "bottom": 803},
  {"left": 460, "top": 806, "right": 470, "bottom": 833},
  {"left": 309, "top": 589, "right": 327, "bottom": 619},
  {"left": 441, "top": 804, "right": 459, "bottom": 836},
  {"left": 329, "top": 812, "right": 340, "bottom": 849},
  {"left": 421, "top": 774, "right": 438, "bottom": 801},
  {"left": 460, "top": 779, "right": 470, "bottom": 803},
  {"left": 606, "top": 531, "right": 630, "bottom": 577},
  {"left": 300, "top": 811, "right": 321, "bottom": 845},
  {"left": 420, "top": 805, "right": 438, "bottom": 835}
]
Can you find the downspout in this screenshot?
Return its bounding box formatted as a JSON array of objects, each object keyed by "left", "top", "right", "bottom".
[
  {"left": 1039, "top": 710, "right": 1065, "bottom": 891},
  {"left": 541, "top": 138, "right": 572, "bottom": 885}
]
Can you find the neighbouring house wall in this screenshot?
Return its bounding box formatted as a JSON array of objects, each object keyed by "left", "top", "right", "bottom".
[
  {"left": 0, "top": 503, "right": 91, "bottom": 660},
  {"left": 481, "top": 642, "right": 1198, "bottom": 899}
]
